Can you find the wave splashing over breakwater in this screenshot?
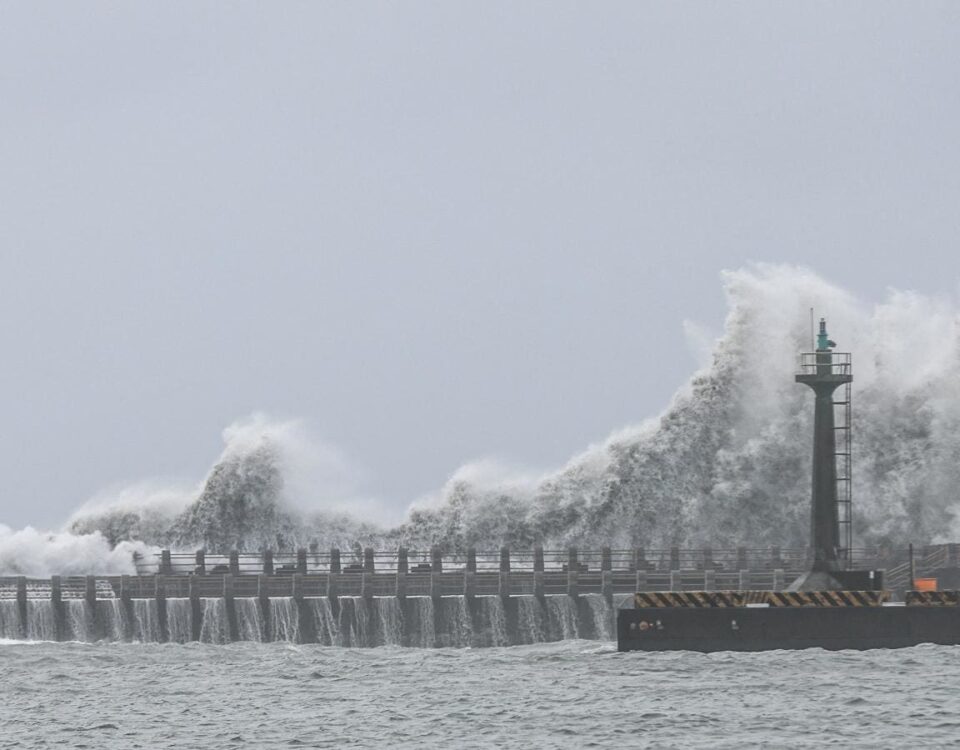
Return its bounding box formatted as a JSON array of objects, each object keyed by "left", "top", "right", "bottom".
[{"left": 6, "top": 264, "right": 960, "bottom": 570}]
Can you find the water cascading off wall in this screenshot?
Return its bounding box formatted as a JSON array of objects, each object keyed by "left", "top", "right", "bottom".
[
  {"left": 26, "top": 600, "right": 56, "bottom": 641},
  {"left": 131, "top": 598, "right": 160, "bottom": 643},
  {"left": 64, "top": 599, "right": 90, "bottom": 642},
  {"left": 0, "top": 599, "right": 20, "bottom": 639},
  {"left": 199, "top": 598, "right": 229, "bottom": 644},
  {"left": 270, "top": 597, "right": 300, "bottom": 643},
  {"left": 234, "top": 597, "right": 263, "bottom": 642},
  {"left": 166, "top": 598, "right": 192, "bottom": 644},
  {"left": 0, "top": 594, "right": 622, "bottom": 645}
]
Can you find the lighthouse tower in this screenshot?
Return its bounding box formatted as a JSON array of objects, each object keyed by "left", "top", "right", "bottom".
[{"left": 790, "top": 318, "right": 853, "bottom": 590}]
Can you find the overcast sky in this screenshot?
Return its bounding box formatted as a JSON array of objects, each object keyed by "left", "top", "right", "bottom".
[{"left": 2, "top": 2, "right": 959, "bottom": 530}]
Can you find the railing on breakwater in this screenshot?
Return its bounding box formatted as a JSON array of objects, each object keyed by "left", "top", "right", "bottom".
[
  {"left": 143, "top": 545, "right": 946, "bottom": 578},
  {"left": 4, "top": 543, "right": 957, "bottom": 604}
]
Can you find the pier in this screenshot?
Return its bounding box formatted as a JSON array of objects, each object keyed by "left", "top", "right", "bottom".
[{"left": 1, "top": 545, "right": 957, "bottom": 645}]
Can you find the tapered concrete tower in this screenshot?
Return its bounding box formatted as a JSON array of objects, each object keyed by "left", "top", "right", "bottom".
[{"left": 791, "top": 319, "right": 853, "bottom": 590}]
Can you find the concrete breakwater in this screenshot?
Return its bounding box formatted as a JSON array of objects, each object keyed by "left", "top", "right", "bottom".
[
  {"left": 0, "top": 545, "right": 805, "bottom": 645},
  {"left": 0, "top": 592, "right": 624, "bottom": 646},
  {"left": 2, "top": 544, "right": 948, "bottom": 645}
]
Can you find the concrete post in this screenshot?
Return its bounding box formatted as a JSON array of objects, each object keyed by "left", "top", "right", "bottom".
[
  {"left": 160, "top": 549, "right": 173, "bottom": 575},
  {"left": 737, "top": 547, "right": 748, "bottom": 571},
  {"left": 120, "top": 574, "right": 134, "bottom": 641},
  {"left": 703, "top": 547, "right": 713, "bottom": 571},
  {"left": 292, "top": 573, "right": 304, "bottom": 602},
  {"left": 327, "top": 567, "right": 340, "bottom": 598},
  {"left": 499, "top": 569, "right": 510, "bottom": 597},
  {"left": 51, "top": 576, "right": 64, "bottom": 642},
  {"left": 669, "top": 571, "right": 681, "bottom": 591},
  {"left": 601, "top": 547, "right": 612, "bottom": 572},
  {"left": 327, "top": 564, "right": 340, "bottom": 621},
  {"left": 189, "top": 576, "right": 201, "bottom": 642},
  {"left": 464, "top": 570, "right": 476, "bottom": 599},
  {"left": 229, "top": 551, "right": 240, "bottom": 576},
  {"left": 633, "top": 548, "right": 646, "bottom": 572},
  {"left": 738, "top": 570, "right": 749, "bottom": 591},
  {"left": 567, "top": 549, "right": 579, "bottom": 598},
  {"left": 83, "top": 575, "right": 98, "bottom": 640},
  {"left": 466, "top": 548, "right": 477, "bottom": 573},
  {"left": 396, "top": 547, "right": 407, "bottom": 600},
  {"left": 430, "top": 545, "right": 442, "bottom": 602},
  {"left": 330, "top": 548, "right": 341, "bottom": 574},
  {"left": 195, "top": 549, "right": 206, "bottom": 575},
  {"left": 297, "top": 549, "right": 308, "bottom": 575},
  {"left": 771, "top": 546, "right": 782, "bottom": 569},
  {"left": 601, "top": 570, "right": 613, "bottom": 600},
  {"left": 364, "top": 547, "right": 375, "bottom": 573},
  {"left": 704, "top": 569, "right": 715, "bottom": 592},
  {"left": 567, "top": 570, "right": 579, "bottom": 598},
  {"left": 635, "top": 569, "right": 647, "bottom": 593},
  {"left": 85, "top": 575, "right": 97, "bottom": 608},
  {"left": 263, "top": 550, "right": 274, "bottom": 576},
  {"left": 773, "top": 568, "right": 785, "bottom": 591},
  {"left": 670, "top": 547, "right": 681, "bottom": 571},
  {"left": 500, "top": 547, "right": 511, "bottom": 572},
  {"left": 16, "top": 576, "right": 27, "bottom": 639},
  {"left": 534, "top": 570, "right": 544, "bottom": 599},
  {"left": 362, "top": 570, "right": 373, "bottom": 601},
  {"left": 533, "top": 546, "right": 544, "bottom": 573},
  {"left": 224, "top": 574, "right": 238, "bottom": 642},
  {"left": 156, "top": 575, "right": 169, "bottom": 643},
  {"left": 908, "top": 543, "right": 915, "bottom": 589},
  {"left": 258, "top": 574, "right": 271, "bottom": 642}
]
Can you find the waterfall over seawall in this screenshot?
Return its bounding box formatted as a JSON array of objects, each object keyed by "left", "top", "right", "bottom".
[
  {"left": 132, "top": 598, "right": 160, "bottom": 643},
  {"left": 199, "top": 598, "right": 229, "bottom": 644},
  {"left": 0, "top": 594, "right": 622, "bottom": 646},
  {"left": 64, "top": 599, "right": 90, "bottom": 641},
  {"left": 269, "top": 597, "right": 299, "bottom": 643},
  {"left": 1, "top": 598, "right": 128, "bottom": 643},
  {"left": 25, "top": 600, "right": 56, "bottom": 641},
  {"left": 310, "top": 598, "right": 338, "bottom": 645},
  {"left": 98, "top": 599, "right": 126, "bottom": 641},
  {"left": 1, "top": 599, "right": 21, "bottom": 639},
  {"left": 234, "top": 597, "right": 263, "bottom": 642},
  {"left": 166, "top": 598, "right": 192, "bottom": 643}
]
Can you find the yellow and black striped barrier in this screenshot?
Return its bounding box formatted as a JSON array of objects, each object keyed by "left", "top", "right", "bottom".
[
  {"left": 633, "top": 591, "right": 745, "bottom": 608},
  {"left": 763, "top": 590, "right": 889, "bottom": 607},
  {"left": 634, "top": 590, "right": 890, "bottom": 608},
  {"left": 905, "top": 590, "right": 960, "bottom": 606}
]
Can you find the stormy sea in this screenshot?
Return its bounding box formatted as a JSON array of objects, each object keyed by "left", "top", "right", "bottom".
[{"left": 2, "top": 640, "right": 960, "bottom": 749}]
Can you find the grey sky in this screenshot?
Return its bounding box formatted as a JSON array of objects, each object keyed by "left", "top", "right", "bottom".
[{"left": 2, "top": 2, "right": 959, "bottom": 530}]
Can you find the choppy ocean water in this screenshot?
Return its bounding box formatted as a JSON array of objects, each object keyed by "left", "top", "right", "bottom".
[{"left": 2, "top": 640, "right": 959, "bottom": 749}]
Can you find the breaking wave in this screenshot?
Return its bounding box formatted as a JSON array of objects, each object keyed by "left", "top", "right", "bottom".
[
  {"left": 4, "top": 264, "right": 960, "bottom": 572},
  {"left": 0, "top": 526, "right": 150, "bottom": 577}
]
